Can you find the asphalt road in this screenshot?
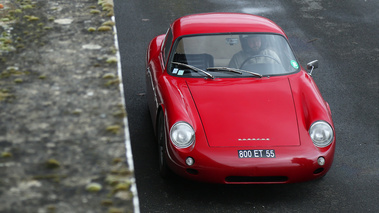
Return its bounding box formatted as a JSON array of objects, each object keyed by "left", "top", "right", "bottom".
[{"left": 114, "top": 0, "right": 379, "bottom": 212}]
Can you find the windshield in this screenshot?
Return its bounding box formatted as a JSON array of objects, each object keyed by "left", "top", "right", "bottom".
[{"left": 169, "top": 33, "right": 299, "bottom": 78}]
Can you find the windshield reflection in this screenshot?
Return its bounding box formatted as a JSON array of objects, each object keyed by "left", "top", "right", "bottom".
[{"left": 169, "top": 33, "right": 299, "bottom": 78}]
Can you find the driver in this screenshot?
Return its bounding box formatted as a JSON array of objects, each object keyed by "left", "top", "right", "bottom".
[{"left": 228, "top": 35, "right": 281, "bottom": 69}]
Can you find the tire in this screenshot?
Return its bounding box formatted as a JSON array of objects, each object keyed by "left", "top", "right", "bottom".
[{"left": 157, "top": 112, "right": 170, "bottom": 178}]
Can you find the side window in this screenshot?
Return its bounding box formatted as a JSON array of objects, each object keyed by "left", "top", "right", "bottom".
[{"left": 162, "top": 28, "right": 173, "bottom": 66}]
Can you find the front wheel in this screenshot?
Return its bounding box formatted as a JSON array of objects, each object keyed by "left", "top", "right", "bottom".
[{"left": 157, "top": 112, "right": 170, "bottom": 178}]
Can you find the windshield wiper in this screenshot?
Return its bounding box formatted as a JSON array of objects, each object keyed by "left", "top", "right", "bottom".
[
  {"left": 172, "top": 62, "right": 215, "bottom": 79},
  {"left": 207, "top": 67, "right": 262, "bottom": 78}
]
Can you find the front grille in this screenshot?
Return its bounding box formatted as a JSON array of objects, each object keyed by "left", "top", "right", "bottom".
[
  {"left": 313, "top": 168, "right": 324, "bottom": 174},
  {"left": 225, "top": 176, "right": 288, "bottom": 183},
  {"left": 186, "top": 168, "right": 199, "bottom": 175}
]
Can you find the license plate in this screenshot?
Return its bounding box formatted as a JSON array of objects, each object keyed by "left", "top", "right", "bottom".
[{"left": 238, "top": 149, "right": 276, "bottom": 158}]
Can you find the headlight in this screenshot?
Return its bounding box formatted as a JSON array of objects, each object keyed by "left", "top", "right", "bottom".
[
  {"left": 309, "top": 121, "right": 334, "bottom": 148},
  {"left": 170, "top": 122, "right": 195, "bottom": 148}
]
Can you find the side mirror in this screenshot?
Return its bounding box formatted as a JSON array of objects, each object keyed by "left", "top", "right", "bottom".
[{"left": 307, "top": 60, "right": 319, "bottom": 76}]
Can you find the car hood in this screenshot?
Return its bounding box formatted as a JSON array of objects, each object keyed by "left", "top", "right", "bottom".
[{"left": 187, "top": 78, "right": 300, "bottom": 147}]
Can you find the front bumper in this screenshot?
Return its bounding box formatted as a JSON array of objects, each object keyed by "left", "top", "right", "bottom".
[{"left": 165, "top": 143, "right": 335, "bottom": 184}]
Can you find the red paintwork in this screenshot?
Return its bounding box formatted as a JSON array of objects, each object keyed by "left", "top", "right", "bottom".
[
  {"left": 146, "top": 13, "right": 335, "bottom": 184},
  {"left": 171, "top": 13, "right": 287, "bottom": 40},
  {"left": 187, "top": 78, "right": 300, "bottom": 147}
]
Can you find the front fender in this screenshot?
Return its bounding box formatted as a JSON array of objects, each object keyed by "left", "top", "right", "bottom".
[
  {"left": 159, "top": 76, "right": 198, "bottom": 130},
  {"left": 289, "top": 71, "right": 334, "bottom": 129},
  {"left": 158, "top": 75, "right": 209, "bottom": 156},
  {"left": 289, "top": 71, "right": 335, "bottom": 153}
]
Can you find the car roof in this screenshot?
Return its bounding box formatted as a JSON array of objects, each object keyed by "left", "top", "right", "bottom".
[{"left": 171, "top": 13, "right": 287, "bottom": 39}]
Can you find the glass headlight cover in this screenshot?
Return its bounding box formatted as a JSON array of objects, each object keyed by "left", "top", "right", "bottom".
[
  {"left": 309, "top": 121, "right": 334, "bottom": 148},
  {"left": 170, "top": 122, "right": 195, "bottom": 148}
]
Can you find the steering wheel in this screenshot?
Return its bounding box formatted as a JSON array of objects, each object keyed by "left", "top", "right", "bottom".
[{"left": 239, "top": 55, "right": 280, "bottom": 69}]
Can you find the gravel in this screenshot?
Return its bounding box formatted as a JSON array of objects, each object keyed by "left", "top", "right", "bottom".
[{"left": 0, "top": 0, "right": 137, "bottom": 212}]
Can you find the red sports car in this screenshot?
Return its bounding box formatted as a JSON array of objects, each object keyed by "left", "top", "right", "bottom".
[{"left": 145, "top": 13, "right": 335, "bottom": 184}]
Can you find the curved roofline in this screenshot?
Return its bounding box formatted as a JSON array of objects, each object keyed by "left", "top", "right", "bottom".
[{"left": 171, "top": 13, "right": 286, "bottom": 40}]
